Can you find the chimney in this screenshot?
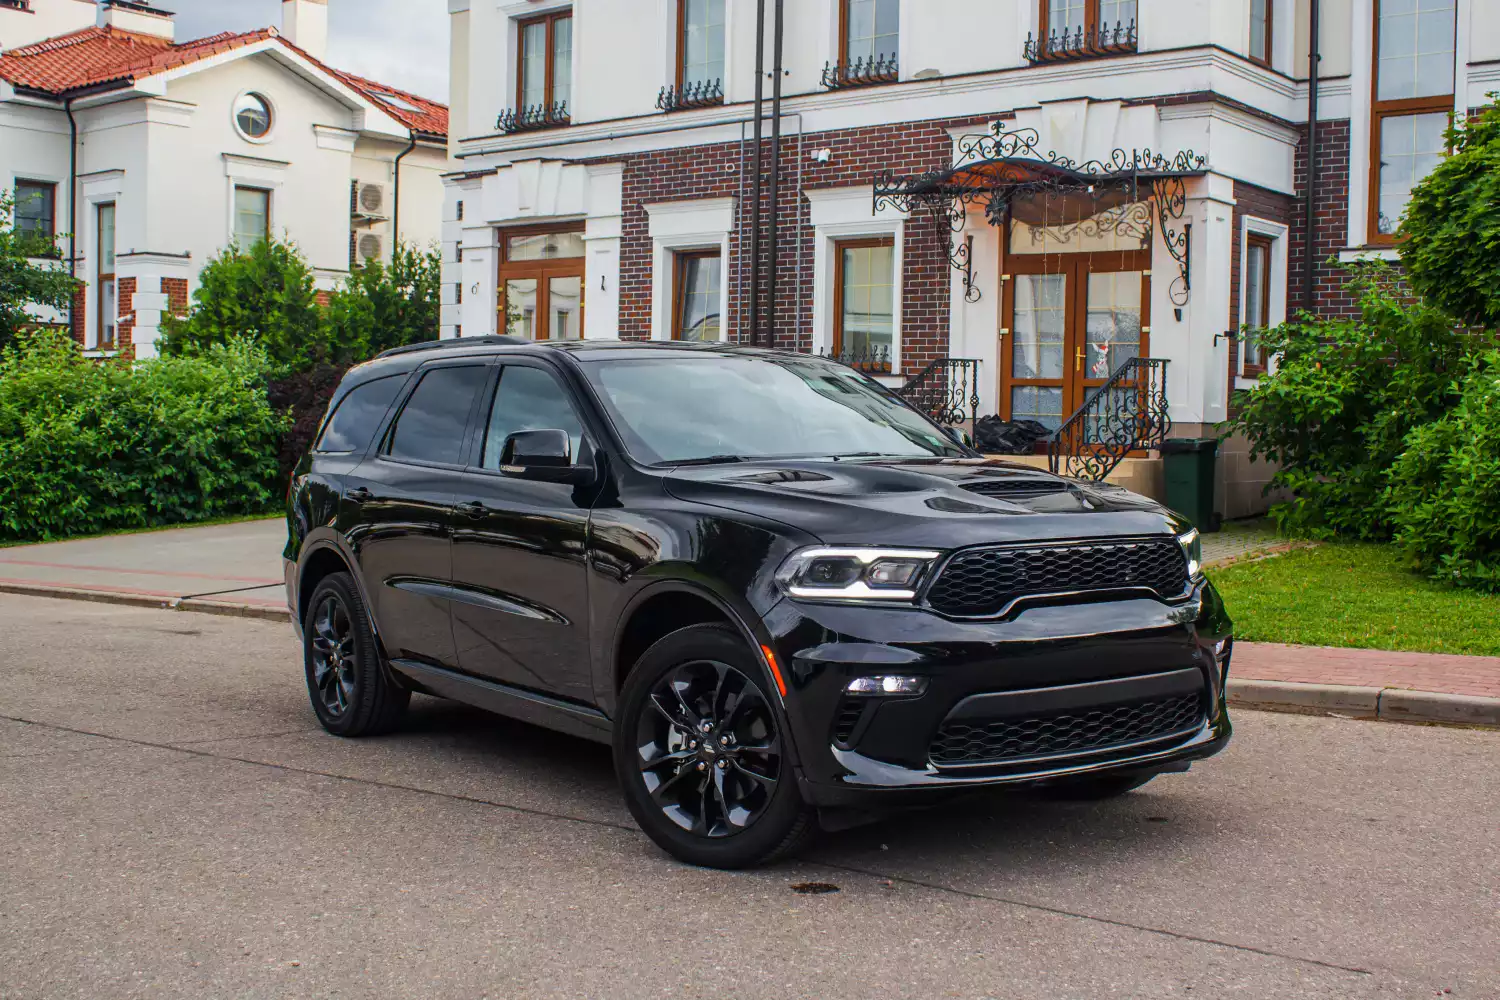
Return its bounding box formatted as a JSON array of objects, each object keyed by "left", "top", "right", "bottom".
[
  {"left": 282, "top": 0, "right": 328, "bottom": 61},
  {"left": 98, "top": 0, "right": 175, "bottom": 41}
]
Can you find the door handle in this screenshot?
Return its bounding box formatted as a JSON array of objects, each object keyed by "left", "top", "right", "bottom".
[
  {"left": 1074, "top": 346, "right": 1086, "bottom": 372},
  {"left": 346, "top": 487, "right": 373, "bottom": 503},
  {"left": 457, "top": 500, "right": 488, "bottom": 519}
]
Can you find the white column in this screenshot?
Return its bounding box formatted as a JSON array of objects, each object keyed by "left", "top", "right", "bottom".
[{"left": 458, "top": 229, "right": 499, "bottom": 338}]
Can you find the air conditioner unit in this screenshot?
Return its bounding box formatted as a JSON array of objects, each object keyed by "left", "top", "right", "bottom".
[
  {"left": 355, "top": 182, "right": 387, "bottom": 219},
  {"left": 357, "top": 233, "right": 384, "bottom": 263}
]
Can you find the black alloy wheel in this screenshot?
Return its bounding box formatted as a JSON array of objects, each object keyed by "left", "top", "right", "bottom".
[
  {"left": 614, "top": 624, "right": 814, "bottom": 868},
  {"left": 301, "top": 571, "right": 410, "bottom": 737}
]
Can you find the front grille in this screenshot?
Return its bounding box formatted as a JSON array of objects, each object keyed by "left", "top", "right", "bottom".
[
  {"left": 929, "top": 693, "right": 1204, "bottom": 766},
  {"left": 925, "top": 538, "right": 1188, "bottom": 617},
  {"left": 832, "top": 700, "right": 866, "bottom": 747}
]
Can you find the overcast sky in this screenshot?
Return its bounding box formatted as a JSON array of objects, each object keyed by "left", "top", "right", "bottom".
[{"left": 170, "top": 0, "right": 450, "bottom": 102}]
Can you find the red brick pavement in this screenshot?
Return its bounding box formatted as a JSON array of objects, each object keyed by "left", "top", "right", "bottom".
[{"left": 1234, "top": 642, "right": 1500, "bottom": 700}]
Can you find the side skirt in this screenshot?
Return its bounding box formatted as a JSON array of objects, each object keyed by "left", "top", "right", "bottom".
[{"left": 388, "top": 659, "right": 613, "bottom": 745}]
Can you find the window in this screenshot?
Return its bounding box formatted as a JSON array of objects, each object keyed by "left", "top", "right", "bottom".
[
  {"left": 316, "top": 375, "right": 406, "bottom": 453},
  {"left": 499, "top": 225, "right": 585, "bottom": 341},
  {"left": 14, "top": 180, "right": 56, "bottom": 246},
  {"left": 834, "top": 237, "right": 896, "bottom": 368},
  {"left": 233, "top": 92, "right": 273, "bottom": 140},
  {"left": 1249, "top": 0, "right": 1272, "bottom": 66},
  {"left": 1242, "top": 234, "right": 1273, "bottom": 371},
  {"left": 672, "top": 251, "right": 721, "bottom": 341},
  {"left": 1370, "top": 0, "right": 1455, "bottom": 241},
  {"left": 234, "top": 186, "right": 270, "bottom": 247},
  {"left": 841, "top": 0, "right": 899, "bottom": 70},
  {"left": 96, "top": 203, "right": 117, "bottom": 350},
  {"left": 678, "top": 0, "right": 725, "bottom": 89},
  {"left": 456, "top": 200, "right": 465, "bottom": 221},
  {"left": 1042, "top": 0, "right": 1136, "bottom": 36},
  {"left": 481, "top": 366, "right": 586, "bottom": 470},
  {"left": 386, "top": 365, "right": 489, "bottom": 466},
  {"left": 517, "top": 9, "right": 572, "bottom": 115}
]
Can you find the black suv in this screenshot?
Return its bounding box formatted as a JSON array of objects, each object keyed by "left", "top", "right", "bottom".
[{"left": 285, "top": 337, "right": 1232, "bottom": 868}]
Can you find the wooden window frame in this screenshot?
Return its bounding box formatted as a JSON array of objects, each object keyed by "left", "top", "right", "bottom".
[
  {"left": 832, "top": 235, "right": 896, "bottom": 372},
  {"left": 675, "top": 0, "right": 721, "bottom": 91},
  {"left": 1242, "top": 233, "right": 1274, "bottom": 374},
  {"left": 497, "top": 222, "right": 585, "bottom": 341},
  {"left": 1248, "top": 0, "right": 1273, "bottom": 67},
  {"left": 96, "top": 201, "right": 117, "bottom": 351},
  {"left": 1038, "top": 0, "right": 1136, "bottom": 40},
  {"left": 671, "top": 249, "right": 722, "bottom": 341},
  {"left": 838, "top": 0, "right": 900, "bottom": 69},
  {"left": 1367, "top": 0, "right": 1456, "bottom": 245},
  {"left": 516, "top": 9, "right": 573, "bottom": 114}
]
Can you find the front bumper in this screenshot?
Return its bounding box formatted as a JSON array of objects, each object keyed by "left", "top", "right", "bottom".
[{"left": 760, "top": 579, "right": 1234, "bottom": 808}]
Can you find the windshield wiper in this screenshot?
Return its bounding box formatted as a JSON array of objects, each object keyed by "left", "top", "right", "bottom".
[{"left": 660, "top": 454, "right": 750, "bottom": 467}]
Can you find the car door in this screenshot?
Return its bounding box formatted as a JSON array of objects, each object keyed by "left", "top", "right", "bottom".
[
  {"left": 447, "top": 361, "right": 596, "bottom": 702},
  {"left": 342, "top": 360, "right": 491, "bottom": 668}
]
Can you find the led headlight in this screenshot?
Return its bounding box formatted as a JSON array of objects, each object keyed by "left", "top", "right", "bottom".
[
  {"left": 1177, "top": 528, "right": 1203, "bottom": 579},
  {"left": 776, "top": 547, "right": 942, "bottom": 602}
]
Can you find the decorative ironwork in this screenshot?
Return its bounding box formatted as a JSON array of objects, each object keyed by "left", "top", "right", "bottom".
[
  {"left": 1048, "top": 357, "right": 1171, "bottom": 481},
  {"left": 895, "top": 358, "right": 982, "bottom": 427},
  {"left": 820, "top": 343, "right": 892, "bottom": 373},
  {"left": 656, "top": 78, "right": 725, "bottom": 111},
  {"left": 872, "top": 122, "right": 1205, "bottom": 303},
  {"left": 1024, "top": 20, "right": 1138, "bottom": 62},
  {"left": 496, "top": 102, "right": 570, "bottom": 133},
  {"left": 822, "top": 55, "right": 899, "bottom": 89}
]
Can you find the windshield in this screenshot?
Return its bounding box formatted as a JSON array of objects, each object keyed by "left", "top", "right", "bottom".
[{"left": 581, "top": 354, "right": 966, "bottom": 465}]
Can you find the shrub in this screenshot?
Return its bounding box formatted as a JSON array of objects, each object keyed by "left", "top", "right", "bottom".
[
  {"left": 0, "top": 193, "right": 77, "bottom": 351},
  {"left": 1387, "top": 351, "right": 1500, "bottom": 591},
  {"left": 324, "top": 243, "right": 442, "bottom": 360},
  {"left": 160, "top": 238, "right": 331, "bottom": 370},
  {"left": 1230, "top": 266, "right": 1481, "bottom": 540},
  {"left": 0, "top": 328, "right": 288, "bottom": 542},
  {"left": 266, "top": 363, "right": 348, "bottom": 480}
]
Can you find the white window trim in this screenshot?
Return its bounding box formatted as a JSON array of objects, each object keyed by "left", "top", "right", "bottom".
[
  {"left": 1237, "top": 215, "right": 1289, "bottom": 382},
  {"left": 645, "top": 197, "right": 734, "bottom": 342},
  {"left": 222, "top": 154, "right": 287, "bottom": 249},
  {"left": 80, "top": 170, "right": 126, "bottom": 351},
  {"left": 806, "top": 184, "right": 906, "bottom": 373}
]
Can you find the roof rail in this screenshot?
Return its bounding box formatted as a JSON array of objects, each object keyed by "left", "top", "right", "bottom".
[{"left": 376, "top": 335, "right": 529, "bottom": 359}]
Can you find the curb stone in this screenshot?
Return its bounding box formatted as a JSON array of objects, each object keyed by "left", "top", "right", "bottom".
[{"left": 0, "top": 581, "right": 292, "bottom": 623}]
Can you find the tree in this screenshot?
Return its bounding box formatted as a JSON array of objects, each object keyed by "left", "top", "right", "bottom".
[
  {"left": 1400, "top": 96, "right": 1500, "bottom": 328},
  {"left": 323, "top": 242, "right": 442, "bottom": 360},
  {"left": 160, "top": 237, "right": 329, "bottom": 370},
  {"left": 0, "top": 193, "right": 78, "bottom": 352}
]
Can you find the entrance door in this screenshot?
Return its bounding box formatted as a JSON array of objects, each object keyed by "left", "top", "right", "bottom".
[
  {"left": 498, "top": 225, "right": 585, "bottom": 340},
  {"left": 1000, "top": 250, "right": 1150, "bottom": 439}
]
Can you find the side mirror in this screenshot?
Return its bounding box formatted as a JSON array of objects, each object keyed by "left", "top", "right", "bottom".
[{"left": 499, "top": 429, "right": 593, "bottom": 485}]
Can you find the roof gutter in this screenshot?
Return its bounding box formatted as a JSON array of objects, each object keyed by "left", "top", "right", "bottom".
[
  {"left": 1304, "top": 0, "right": 1320, "bottom": 312},
  {"left": 390, "top": 129, "right": 433, "bottom": 261},
  {"left": 65, "top": 95, "right": 79, "bottom": 340}
]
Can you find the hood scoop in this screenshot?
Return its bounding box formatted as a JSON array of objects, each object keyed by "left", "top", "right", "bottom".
[
  {"left": 961, "top": 476, "right": 1074, "bottom": 500},
  {"left": 729, "top": 469, "right": 834, "bottom": 486}
]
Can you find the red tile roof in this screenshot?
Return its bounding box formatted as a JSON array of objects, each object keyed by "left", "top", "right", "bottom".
[{"left": 0, "top": 24, "right": 447, "bottom": 138}]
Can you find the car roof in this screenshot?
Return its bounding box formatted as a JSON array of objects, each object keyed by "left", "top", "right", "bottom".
[{"left": 356, "top": 337, "right": 832, "bottom": 374}]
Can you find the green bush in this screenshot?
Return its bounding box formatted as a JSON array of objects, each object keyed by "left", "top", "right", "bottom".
[
  {"left": 1, "top": 192, "right": 77, "bottom": 352},
  {"left": 0, "top": 328, "right": 288, "bottom": 542},
  {"left": 1400, "top": 97, "right": 1500, "bottom": 328},
  {"left": 324, "top": 243, "right": 442, "bottom": 360},
  {"left": 1230, "top": 266, "right": 1480, "bottom": 540},
  {"left": 1387, "top": 351, "right": 1500, "bottom": 591},
  {"left": 160, "top": 238, "right": 331, "bottom": 370}
]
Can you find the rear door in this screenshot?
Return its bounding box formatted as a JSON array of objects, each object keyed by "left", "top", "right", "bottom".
[
  {"left": 447, "top": 362, "right": 596, "bottom": 702},
  {"left": 343, "top": 361, "right": 491, "bottom": 668}
]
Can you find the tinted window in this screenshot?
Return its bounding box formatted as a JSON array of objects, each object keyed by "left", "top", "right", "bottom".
[
  {"left": 481, "top": 366, "right": 585, "bottom": 469},
  {"left": 315, "top": 375, "right": 404, "bottom": 454},
  {"left": 386, "top": 365, "right": 488, "bottom": 465}
]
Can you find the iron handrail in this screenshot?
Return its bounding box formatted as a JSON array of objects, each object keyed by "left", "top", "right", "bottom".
[
  {"left": 894, "top": 358, "right": 981, "bottom": 428},
  {"left": 496, "top": 102, "right": 570, "bottom": 133},
  {"left": 821, "top": 54, "right": 899, "bottom": 89},
  {"left": 1048, "top": 357, "right": 1170, "bottom": 480},
  {"left": 657, "top": 78, "right": 725, "bottom": 112}
]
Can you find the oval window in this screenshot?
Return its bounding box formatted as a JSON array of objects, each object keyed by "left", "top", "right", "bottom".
[{"left": 234, "top": 93, "right": 273, "bottom": 140}]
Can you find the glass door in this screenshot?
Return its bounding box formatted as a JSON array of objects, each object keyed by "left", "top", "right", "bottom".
[{"left": 498, "top": 226, "right": 585, "bottom": 340}]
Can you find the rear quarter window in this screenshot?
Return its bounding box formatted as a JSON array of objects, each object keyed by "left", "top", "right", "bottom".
[{"left": 315, "top": 374, "right": 406, "bottom": 454}]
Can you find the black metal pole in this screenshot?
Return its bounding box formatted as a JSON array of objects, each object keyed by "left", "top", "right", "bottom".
[
  {"left": 748, "top": 0, "right": 766, "bottom": 346},
  {"left": 66, "top": 96, "right": 79, "bottom": 342},
  {"left": 1304, "top": 0, "right": 1320, "bottom": 313},
  {"left": 766, "top": 0, "right": 784, "bottom": 349}
]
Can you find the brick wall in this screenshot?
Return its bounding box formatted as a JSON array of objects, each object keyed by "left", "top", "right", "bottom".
[
  {"left": 115, "top": 277, "right": 137, "bottom": 361},
  {"left": 69, "top": 285, "right": 86, "bottom": 348},
  {"left": 1227, "top": 180, "right": 1296, "bottom": 379},
  {"left": 1289, "top": 118, "right": 1359, "bottom": 319},
  {"left": 163, "top": 277, "right": 188, "bottom": 318}
]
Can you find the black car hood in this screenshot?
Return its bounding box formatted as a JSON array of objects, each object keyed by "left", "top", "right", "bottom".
[{"left": 661, "top": 457, "right": 1183, "bottom": 549}]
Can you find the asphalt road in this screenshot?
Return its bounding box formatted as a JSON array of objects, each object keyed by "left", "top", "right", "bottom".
[{"left": 1, "top": 594, "right": 1496, "bottom": 999}]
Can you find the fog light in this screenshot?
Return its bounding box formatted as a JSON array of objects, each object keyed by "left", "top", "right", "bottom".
[{"left": 845, "top": 675, "right": 928, "bottom": 696}]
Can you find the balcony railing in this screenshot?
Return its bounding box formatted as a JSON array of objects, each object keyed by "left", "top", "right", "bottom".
[
  {"left": 1024, "top": 20, "right": 1137, "bottom": 62},
  {"left": 821, "top": 54, "right": 899, "bottom": 89},
  {"left": 657, "top": 78, "right": 724, "bottom": 111},
  {"left": 821, "top": 343, "right": 892, "bottom": 374},
  {"left": 1048, "top": 357, "right": 1170, "bottom": 481},
  {"left": 496, "top": 102, "right": 570, "bottom": 134}
]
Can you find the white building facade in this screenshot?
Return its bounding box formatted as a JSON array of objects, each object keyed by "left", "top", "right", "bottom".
[
  {"left": 1, "top": 0, "right": 451, "bottom": 359},
  {"left": 439, "top": 1, "right": 1493, "bottom": 515}
]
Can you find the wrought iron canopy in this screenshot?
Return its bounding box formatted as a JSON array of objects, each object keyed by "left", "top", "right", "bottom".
[{"left": 872, "top": 123, "right": 1207, "bottom": 304}]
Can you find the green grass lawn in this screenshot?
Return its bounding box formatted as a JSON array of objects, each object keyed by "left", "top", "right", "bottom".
[{"left": 1212, "top": 541, "right": 1500, "bottom": 657}]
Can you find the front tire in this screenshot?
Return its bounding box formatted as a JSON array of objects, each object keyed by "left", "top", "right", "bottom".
[
  {"left": 613, "top": 624, "right": 814, "bottom": 869},
  {"left": 302, "top": 571, "right": 409, "bottom": 737}
]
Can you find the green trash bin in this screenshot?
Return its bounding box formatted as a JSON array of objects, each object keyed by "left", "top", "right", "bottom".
[{"left": 1160, "top": 437, "right": 1220, "bottom": 532}]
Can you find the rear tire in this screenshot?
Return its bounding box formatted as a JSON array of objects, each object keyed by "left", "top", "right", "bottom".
[
  {"left": 302, "top": 571, "right": 409, "bottom": 737},
  {"left": 613, "top": 624, "right": 814, "bottom": 869},
  {"left": 1037, "top": 772, "right": 1157, "bottom": 801}
]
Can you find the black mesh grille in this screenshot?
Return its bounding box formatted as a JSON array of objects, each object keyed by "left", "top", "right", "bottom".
[
  {"left": 929, "top": 693, "right": 1204, "bottom": 766},
  {"left": 832, "top": 700, "right": 865, "bottom": 746},
  {"left": 961, "top": 478, "right": 1069, "bottom": 500},
  {"left": 926, "top": 538, "right": 1188, "bottom": 617}
]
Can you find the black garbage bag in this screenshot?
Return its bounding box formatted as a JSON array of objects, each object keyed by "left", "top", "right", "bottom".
[{"left": 973, "top": 416, "right": 1052, "bottom": 454}]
